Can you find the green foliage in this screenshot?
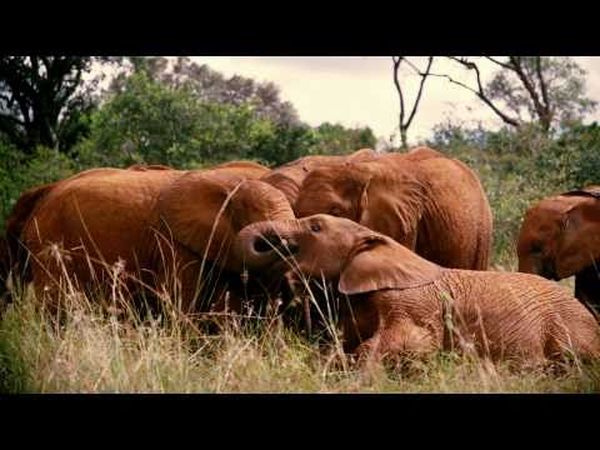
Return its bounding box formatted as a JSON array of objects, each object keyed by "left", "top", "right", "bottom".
[
  {"left": 75, "top": 72, "right": 371, "bottom": 169},
  {"left": 553, "top": 122, "right": 600, "bottom": 187},
  {"left": 76, "top": 72, "right": 208, "bottom": 168},
  {"left": 77, "top": 73, "right": 312, "bottom": 168},
  {"left": 0, "top": 141, "right": 76, "bottom": 228},
  {"left": 311, "top": 122, "right": 377, "bottom": 155},
  {"left": 0, "top": 56, "right": 114, "bottom": 153},
  {"left": 425, "top": 120, "right": 600, "bottom": 267},
  {"left": 485, "top": 57, "right": 596, "bottom": 130},
  {"left": 108, "top": 57, "right": 301, "bottom": 127}
]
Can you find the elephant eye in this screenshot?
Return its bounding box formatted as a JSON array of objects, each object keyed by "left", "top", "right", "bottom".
[
  {"left": 310, "top": 222, "right": 321, "bottom": 233},
  {"left": 329, "top": 206, "right": 343, "bottom": 217},
  {"left": 530, "top": 243, "right": 543, "bottom": 255}
]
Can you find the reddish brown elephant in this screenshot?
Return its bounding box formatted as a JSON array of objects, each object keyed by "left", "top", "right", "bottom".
[
  {"left": 126, "top": 160, "right": 271, "bottom": 179},
  {"left": 238, "top": 214, "right": 600, "bottom": 368},
  {"left": 261, "top": 148, "right": 377, "bottom": 204},
  {"left": 0, "top": 235, "right": 10, "bottom": 307},
  {"left": 6, "top": 164, "right": 293, "bottom": 315},
  {"left": 517, "top": 186, "right": 600, "bottom": 316},
  {"left": 294, "top": 147, "right": 493, "bottom": 271},
  {"left": 211, "top": 160, "right": 271, "bottom": 179}
]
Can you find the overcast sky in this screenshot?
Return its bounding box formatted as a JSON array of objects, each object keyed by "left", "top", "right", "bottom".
[{"left": 188, "top": 57, "right": 600, "bottom": 147}]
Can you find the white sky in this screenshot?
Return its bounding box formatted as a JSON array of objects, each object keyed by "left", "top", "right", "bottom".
[
  {"left": 93, "top": 57, "right": 600, "bottom": 148},
  {"left": 191, "top": 57, "right": 600, "bottom": 147}
]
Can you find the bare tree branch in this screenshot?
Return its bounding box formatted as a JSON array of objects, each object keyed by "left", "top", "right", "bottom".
[
  {"left": 392, "top": 56, "right": 405, "bottom": 129},
  {"left": 0, "top": 111, "right": 25, "bottom": 126},
  {"left": 485, "top": 56, "right": 513, "bottom": 70},
  {"left": 441, "top": 57, "right": 522, "bottom": 128},
  {"left": 509, "top": 56, "right": 551, "bottom": 130},
  {"left": 392, "top": 57, "right": 435, "bottom": 148},
  {"left": 535, "top": 57, "right": 550, "bottom": 111},
  {"left": 406, "top": 56, "right": 433, "bottom": 127}
]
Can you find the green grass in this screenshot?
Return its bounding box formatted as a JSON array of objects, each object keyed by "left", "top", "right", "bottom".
[{"left": 1, "top": 285, "right": 598, "bottom": 393}]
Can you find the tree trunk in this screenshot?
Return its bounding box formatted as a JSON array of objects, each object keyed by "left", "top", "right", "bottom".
[{"left": 400, "top": 127, "right": 408, "bottom": 150}]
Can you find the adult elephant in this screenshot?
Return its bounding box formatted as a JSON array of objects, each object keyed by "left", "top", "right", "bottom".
[
  {"left": 211, "top": 160, "right": 271, "bottom": 179},
  {"left": 517, "top": 186, "right": 600, "bottom": 316},
  {"left": 6, "top": 164, "right": 293, "bottom": 315},
  {"left": 238, "top": 214, "right": 600, "bottom": 367},
  {"left": 0, "top": 236, "right": 10, "bottom": 309},
  {"left": 127, "top": 160, "right": 271, "bottom": 179},
  {"left": 261, "top": 148, "right": 377, "bottom": 204},
  {"left": 294, "top": 147, "right": 493, "bottom": 271}
]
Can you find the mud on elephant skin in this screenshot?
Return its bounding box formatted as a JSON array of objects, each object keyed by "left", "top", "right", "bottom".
[
  {"left": 6, "top": 164, "right": 294, "bottom": 317},
  {"left": 239, "top": 214, "right": 600, "bottom": 368},
  {"left": 518, "top": 186, "right": 600, "bottom": 316}
]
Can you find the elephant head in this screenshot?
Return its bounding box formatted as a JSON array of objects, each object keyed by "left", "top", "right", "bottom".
[
  {"left": 294, "top": 162, "right": 425, "bottom": 249},
  {"left": 517, "top": 187, "right": 600, "bottom": 280},
  {"left": 10, "top": 166, "right": 294, "bottom": 313},
  {"left": 293, "top": 150, "right": 493, "bottom": 271},
  {"left": 158, "top": 170, "right": 295, "bottom": 273},
  {"left": 237, "top": 214, "right": 441, "bottom": 295},
  {"left": 261, "top": 148, "right": 378, "bottom": 205}
]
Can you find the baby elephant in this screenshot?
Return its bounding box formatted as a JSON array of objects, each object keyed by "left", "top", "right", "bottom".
[{"left": 238, "top": 214, "right": 600, "bottom": 368}]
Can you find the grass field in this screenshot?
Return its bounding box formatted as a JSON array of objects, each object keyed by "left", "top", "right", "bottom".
[{"left": 1, "top": 279, "right": 598, "bottom": 394}]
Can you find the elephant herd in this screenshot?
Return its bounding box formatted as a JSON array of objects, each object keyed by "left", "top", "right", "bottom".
[{"left": 1, "top": 146, "right": 599, "bottom": 369}]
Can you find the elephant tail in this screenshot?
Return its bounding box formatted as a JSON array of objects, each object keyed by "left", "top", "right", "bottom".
[
  {"left": 4, "top": 182, "right": 56, "bottom": 285},
  {"left": 473, "top": 228, "right": 490, "bottom": 270},
  {"left": 473, "top": 202, "right": 494, "bottom": 270},
  {"left": 0, "top": 234, "right": 12, "bottom": 312}
]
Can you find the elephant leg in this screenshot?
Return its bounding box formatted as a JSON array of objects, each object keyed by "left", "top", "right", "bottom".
[
  {"left": 354, "top": 320, "right": 437, "bottom": 369},
  {"left": 574, "top": 265, "right": 600, "bottom": 318},
  {"left": 354, "top": 332, "right": 383, "bottom": 368},
  {"left": 28, "top": 250, "right": 80, "bottom": 324},
  {"left": 157, "top": 248, "right": 230, "bottom": 315}
]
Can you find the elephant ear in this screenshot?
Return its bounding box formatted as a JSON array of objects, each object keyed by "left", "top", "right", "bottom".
[
  {"left": 556, "top": 198, "right": 600, "bottom": 277},
  {"left": 157, "top": 171, "right": 237, "bottom": 261},
  {"left": 338, "top": 234, "right": 442, "bottom": 295},
  {"left": 357, "top": 171, "right": 424, "bottom": 248},
  {"left": 261, "top": 171, "right": 300, "bottom": 205}
]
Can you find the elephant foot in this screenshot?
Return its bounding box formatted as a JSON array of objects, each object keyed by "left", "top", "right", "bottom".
[{"left": 575, "top": 265, "right": 600, "bottom": 319}]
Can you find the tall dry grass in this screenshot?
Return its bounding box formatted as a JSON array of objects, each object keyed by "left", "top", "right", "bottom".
[
  {"left": 1, "top": 274, "right": 599, "bottom": 393},
  {"left": 1, "top": 198, "right": 599, "bottom": 393}
]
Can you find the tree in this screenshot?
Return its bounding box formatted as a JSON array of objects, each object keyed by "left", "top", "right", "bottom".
[
  {"left": 311, "top": 122, "right": 377, "bottom": 155},
  {"left": 107, "top": 57, "right": 301, "bottom": 126},
  {"left": 436, "top": 57, "right": 596, "bottom": 133},
  {"left": 78, "top": 71, "right": 311, "bottom": 168},
  {"left": 0, "top": 57, "right": 114, "bottom": 153},
  {"left": 392, "top": 57, "right": 434, "bottom": 149}
]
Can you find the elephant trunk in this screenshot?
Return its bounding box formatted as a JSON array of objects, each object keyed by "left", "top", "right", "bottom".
[
  {"left": 519, "top": 257, "right": 560, "bottom": 281},
  {"left": 236, "top": 219, "right": 302, "bottom": 271}
]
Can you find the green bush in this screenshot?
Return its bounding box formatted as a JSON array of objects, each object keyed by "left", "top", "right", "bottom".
[
  {"left": 0, "top": 143, "right": 76, "bottom": 228},
  {"left": 73, "top": 73, "right": 324, "bottom": 169}
]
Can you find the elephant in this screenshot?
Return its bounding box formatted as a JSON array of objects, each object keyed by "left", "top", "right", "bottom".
[
  {"left": 5, "top": 163, "right": 294, "bottom": 316},
  {"left": 238, "top": 214, "right": 600, "bottom": 368},
  {"left": 210, "top": 160, "right": 271, "bottom": 179},
  {"left": 517, "top": 186, "right": 600, "bottom": 316},
  {"left": 126, "top": 160, "right": 271, "bottom": 179},
  {"left": 294, "top": 147, "right": 493, "bottom": 271},
  {"left": 261, "top": 148, "right": 377, "bottom": 204},
  {"left": 0, "top": 235, "right": 10, "bottom": 306},
  {"left": 126, "top": 163, "right": 174, "bottom": 171}
]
